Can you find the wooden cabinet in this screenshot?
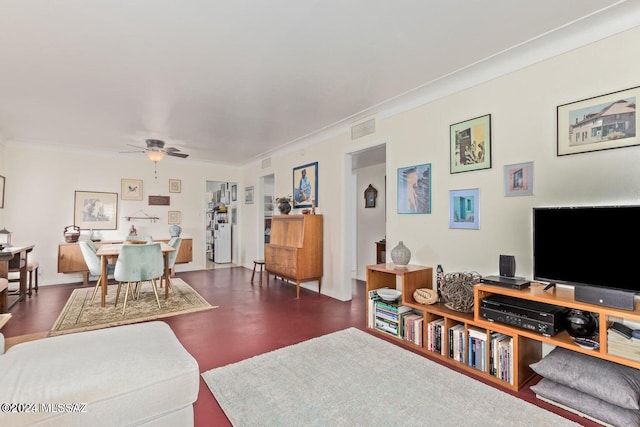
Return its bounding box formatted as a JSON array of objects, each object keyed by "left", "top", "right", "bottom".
[
  {"left": 366, "top": 263, "right": 539, "bottom": 391},
  {"left": 58, "top": 239, "right": 193, "bottom": 284},
  {"left": 265, "top": 214, "right": 323, "bottom": 298}
]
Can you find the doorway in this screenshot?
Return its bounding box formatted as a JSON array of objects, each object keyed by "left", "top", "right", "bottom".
[
  {"left": 205, "top": 180, "right": 238, "bottom": 269},
  {"left": 258, "top": 174, "right": 274, "bottom": 260}
]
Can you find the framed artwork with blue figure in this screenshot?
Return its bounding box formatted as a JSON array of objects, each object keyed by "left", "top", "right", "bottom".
[{"left": 293, "top": 162, "right": 318, "bottom": 209}]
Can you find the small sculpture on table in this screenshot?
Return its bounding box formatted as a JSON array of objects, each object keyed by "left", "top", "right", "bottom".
[{"left": 129, "top": 225, "right": 137, "bottom": 236}]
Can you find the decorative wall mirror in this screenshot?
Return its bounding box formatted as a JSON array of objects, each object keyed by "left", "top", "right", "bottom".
[{"left": 364, "top": 184, "right": 377, "bottom": 208}]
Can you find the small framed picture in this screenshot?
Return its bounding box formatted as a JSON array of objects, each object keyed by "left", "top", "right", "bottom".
[
  {"left": 121, "top": 178, "right": 143, "bottom": 201},
  {"left": 557, "top": 86, "right": 639, "bottom": 156},
  {"left": 450, "top": 114, "right": 492, "bottom": 174},
  {"left": 231, "top": 184, "right": 237, "bottom": 201},
  {"left": 169, "top": 179, "right": 182, "bottom": 193},
  {"left": 168, "top": 211, "right": 181, "bottom": 224},
  {"left": 504, "top": 162, "right": 534, "bottom": 197},
  {"left": 245, "top": 186, "right": 254, "bottom": 204},
  {"left": 449, "top": 188, "right": 479, "bottom": 230}
]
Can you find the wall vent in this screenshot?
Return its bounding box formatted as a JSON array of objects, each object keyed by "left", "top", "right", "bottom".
[
  {"left": 261, "top": 157, "right": 271, "bottom": 169},
  {"left": 351, "top": 118, "right": 376, "bottom": 140}
]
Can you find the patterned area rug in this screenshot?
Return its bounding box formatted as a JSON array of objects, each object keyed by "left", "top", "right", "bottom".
[{"left": 50, "top": 278, "right": 215, "bottom": 336}]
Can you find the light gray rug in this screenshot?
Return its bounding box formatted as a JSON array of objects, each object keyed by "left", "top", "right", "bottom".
[{"left": 202, "top": 328, "right": 580, "bottom": 426}]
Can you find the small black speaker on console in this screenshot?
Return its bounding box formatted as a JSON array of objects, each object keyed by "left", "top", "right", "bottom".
[
  {"left": 574, "top": 285, "right": 635, "bottom": 311},
  {"left": 499, "top": 255, "right": 516, "bottom": 277}
]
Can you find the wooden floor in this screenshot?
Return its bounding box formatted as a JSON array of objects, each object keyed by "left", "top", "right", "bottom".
[{"left": 3, "top": 267, "right": 598, "bottom": 426}]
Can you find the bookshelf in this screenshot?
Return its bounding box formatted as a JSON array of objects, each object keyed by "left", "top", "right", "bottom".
[{"left": 366, "top": 264, "right": 539, "bottom": 391}]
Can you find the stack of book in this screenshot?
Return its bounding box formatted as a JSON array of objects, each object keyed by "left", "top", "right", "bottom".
[
  {"left": 490, "top": 332, "right": 513, "bottom": 385},
  {"left": 607, "top": 330, "right": 640, "bottom": 362},
  {"left": 368, "top": 289, "right": 413, "bottom": 338},
  {"left": 467, "top": 327, "right": 487, "bottom": 371},
  {"left": 448, "top": 324, "right": 465, "bottom": 362},
  {"left": 427, "top": 318, "right": 445, "bottom": 355}
]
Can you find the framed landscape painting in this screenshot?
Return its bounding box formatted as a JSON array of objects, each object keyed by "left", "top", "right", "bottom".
[
  {"left": 557, "top": 85, "right": 639, "bottom": 156},
  {"left": 450, "top": 114, "right": 492, "bottom": 173},
  {"left": 74, "top": 191, "right": 118, "bottom": 230},
  {"left": 397, "top": 163, "right": 431, "bottom": 214}
]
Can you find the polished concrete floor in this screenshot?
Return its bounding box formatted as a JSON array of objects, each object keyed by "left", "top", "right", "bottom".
[{"left": 3, "top": 268, "right": 597, "bottom": 426}]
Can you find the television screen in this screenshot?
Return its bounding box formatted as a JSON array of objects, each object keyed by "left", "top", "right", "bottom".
[{"left": 533, "top": 205, "right": 640, "bottom": 294}]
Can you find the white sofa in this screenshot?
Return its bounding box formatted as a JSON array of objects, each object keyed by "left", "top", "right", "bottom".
[{"left": 0, "top": 321, "right": 199, "bottom": 426}]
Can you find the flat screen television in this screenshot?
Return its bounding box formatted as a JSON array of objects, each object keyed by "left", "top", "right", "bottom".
[{"left": 533, "top": 205, "right": 638, "bottom": 310}]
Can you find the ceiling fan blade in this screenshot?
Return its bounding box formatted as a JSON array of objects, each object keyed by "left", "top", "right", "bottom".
[
  {"left": 119, "top": 149, "right": 146, "bottom": 154},
  {"left": 127, "top": 144, "right": 147, "bottom": 150},
  {"left": 165, "top": 146, "right": 181, "bottom": 152},
  {"left": 166, "top": 151, "right": 189, "bottom": 158}
]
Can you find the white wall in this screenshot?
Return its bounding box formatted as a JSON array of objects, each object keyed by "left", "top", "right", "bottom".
[
  {"left": 356, "top": 164, "right": 385, "bottom": 280},
  {"left": 3, "top": 144, "right": 239, "bottom": 285},
  {"left": 239, "top": 26, "right": 640, "bottom": 301},
  {"left": 2, "top": 27, "right": 639, "bottom": 298}
]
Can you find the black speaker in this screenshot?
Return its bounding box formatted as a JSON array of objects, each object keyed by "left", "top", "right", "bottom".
[
  {"left": 499, "top": 255, "right": 515, "bottom": 277},
  {"left": 574, "top": 285, "right": 635, "bottom": 311}
]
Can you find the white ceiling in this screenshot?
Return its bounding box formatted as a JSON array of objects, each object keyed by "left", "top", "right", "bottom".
[{"left": 1, "top": 1, "right": 639, "bottom": 165}]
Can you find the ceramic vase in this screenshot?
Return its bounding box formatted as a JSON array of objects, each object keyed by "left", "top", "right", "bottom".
[{"left": 391, "top": 241, "right": 411, "bottom": 265}]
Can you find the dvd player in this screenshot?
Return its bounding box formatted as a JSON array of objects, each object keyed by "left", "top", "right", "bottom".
[
  {"left": 481, "top": 275, "right": 531, "bottom": 290},
  {"left": 480, "top": 294, "right": 568, "bottom": 336}
]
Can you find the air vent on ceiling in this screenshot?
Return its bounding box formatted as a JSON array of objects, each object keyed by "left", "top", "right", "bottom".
[
  {"left": 351, "top": 118, "right": 376, "bottom": 140},
  {"left": 261, "top": 157, "right": 271, "bottom": 169}
]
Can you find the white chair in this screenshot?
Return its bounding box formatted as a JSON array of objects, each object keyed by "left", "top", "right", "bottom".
[
  {"left": 78, "top": 241, "right": 115, "bottom": 303},
  {"left": 164, "top": 237, "right": 182, "bottom": 290},
  {"left": 114, "top": 243, "right": 164, "bottom": 314}
]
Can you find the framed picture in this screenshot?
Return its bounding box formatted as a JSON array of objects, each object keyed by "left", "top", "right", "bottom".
[
  {"left": 168, "top": 211, "right": 181, "bottom": 224},
  {"left": 293, "top": 162, "right": 318, "bottom": 209},
  {"left": 397, "top": 163, "right": 431, "bottom": 214},
  {"left": 121, "top": 178, "right": 143, "bottom": 201},
  {"left": 449, "top": 188, "right": 479, "bottom": 230},
  {"left": 169, "top": 179, "right": 182, "bottom": 193},
  {"left": 74, "top": 191, "right": 118, "bottom": 230},
  {"left": 557, "top": 86, "right": 639, "bottom": 156},
  {"left": 231, "top": 184, "right": 237, "bottom": 201},
  {"left": 245, "top": 186, "right": 254, "bottom": 204},
  {"left": 364, "top": 184, "right": 377, "bottom": 208},
  {"left": 0, "top": 175, "right": 5, "bottom": 209},
  {"left": 450, "top": 114, "right": 492, "bottom": 173},
  {"left": 504, "top": 162, "right": 534, "bottom": 197}
]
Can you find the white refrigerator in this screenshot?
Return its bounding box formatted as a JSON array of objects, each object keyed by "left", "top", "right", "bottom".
[{"left": 214, "top": 223, "right": 232, "bottom": 263}]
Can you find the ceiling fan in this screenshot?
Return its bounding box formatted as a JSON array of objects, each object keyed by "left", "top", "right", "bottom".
[{"left": 123, "top": 139, "right": 190, "bottom": 161}]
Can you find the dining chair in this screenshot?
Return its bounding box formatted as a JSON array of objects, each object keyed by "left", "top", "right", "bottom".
[
  {"left": 79, "top": 240, "right": 115, "bottom": 303},
  {"left": 164, "top": 237, "right": 182, "bottom": 290},
  {"left": 113, "top": 243, "right": 164, "bottom": 314}
]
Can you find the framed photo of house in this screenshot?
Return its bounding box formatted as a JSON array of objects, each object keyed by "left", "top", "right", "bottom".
[
  {"left": 121, "top": 178, "right": 143, "bottom": 201},
  {"left": 293, "top": 161, "right": 318, "bottom": 209},
  {"left": 557, "top": 86, "right": 639, "bottom": 156},
  {"left": 397, "top": 163, "right": 431, "bottom": 214},
  {"left": 169, "top": 179, "right": 182, "bottom": 193},
  {"left": 168, "top": 211, "right": 181, "bottom": 224},
  {"left": 504, "top": 161, "right": 534, "bottom": 197},
  {"left": 450, "top": 114, "right": 492, "bottom": 173},
  {"left": 74, "top": 191, "right": 118, "bottom": 230},
  {"left": 449, "top": 188, "right": 479, "bottom": 229},
  {"left": 245, "top": 186, "right": 254, "bottom": 204}
]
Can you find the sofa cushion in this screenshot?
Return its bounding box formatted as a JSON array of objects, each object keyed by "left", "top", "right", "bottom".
[
  {"left": 531, "top": 378, "right": 640, "bottom": 427},
  {"left": 530, "top": 346, "right": 640, "bottom": 410},
  {"left": 0, "top": 321, "right": 199, "bottom": 426}
]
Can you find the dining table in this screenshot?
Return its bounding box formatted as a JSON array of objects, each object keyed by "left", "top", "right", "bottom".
[
  {"left": 0, "top": 244, "right": 35, "bottom": 313},
  {"left": 96, "top": 242, "right": 175, "bottom": 308}
]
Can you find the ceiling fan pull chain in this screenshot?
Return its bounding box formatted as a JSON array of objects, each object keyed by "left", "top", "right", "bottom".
[{"left": 154, "top": 161, "right": 158, "bottom": 179}]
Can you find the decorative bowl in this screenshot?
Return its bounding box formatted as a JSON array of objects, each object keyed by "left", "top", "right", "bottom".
[{"left": 376, "top": 288, "right": 402, "bottom": 302}]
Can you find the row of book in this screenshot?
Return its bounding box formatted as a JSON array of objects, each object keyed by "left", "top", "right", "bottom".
[
  {"left": 368, "top": 289, "right": 423, "bottom": 345},
  {"left": 426, "top": 318, "right": 514, "bottom": 385}
]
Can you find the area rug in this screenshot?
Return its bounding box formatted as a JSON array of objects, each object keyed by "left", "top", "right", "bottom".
[
  {"left": 202, "top": 328, "right": 580, "bottom": 427},
  {"left": 50, "top": 278, "right": 215, "bottom": 336}
]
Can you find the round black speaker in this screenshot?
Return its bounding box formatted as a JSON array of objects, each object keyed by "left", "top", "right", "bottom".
[{"left": 564, "top": 309, "right": 598, "bottom": 338}]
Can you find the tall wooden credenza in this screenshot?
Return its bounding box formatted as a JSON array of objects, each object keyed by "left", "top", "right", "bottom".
[{"left": 265, "top": 214, "right": 323, "bottom": 298}]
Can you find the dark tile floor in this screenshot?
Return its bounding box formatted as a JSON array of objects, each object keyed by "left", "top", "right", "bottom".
[{"left": 3, "top": 268, "right": 596, "bottom": 426}]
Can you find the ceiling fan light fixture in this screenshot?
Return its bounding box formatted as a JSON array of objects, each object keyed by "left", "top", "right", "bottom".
[{"left": 146, "top": 150, "right": 165, "bottom": 162}]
